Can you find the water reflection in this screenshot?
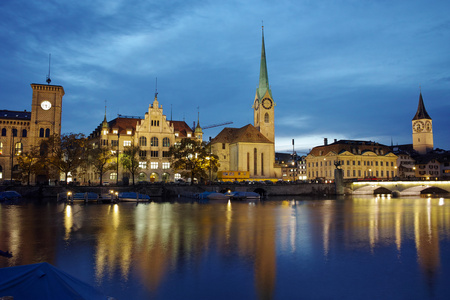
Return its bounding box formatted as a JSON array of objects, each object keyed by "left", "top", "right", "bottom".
[{"left": 1, "top": 196, "right": 450, "bottom": 299}]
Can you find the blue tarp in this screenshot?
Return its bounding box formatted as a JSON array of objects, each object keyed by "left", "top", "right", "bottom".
[{"left": 0, "top": 262, "right": 112, "bottom": 300}]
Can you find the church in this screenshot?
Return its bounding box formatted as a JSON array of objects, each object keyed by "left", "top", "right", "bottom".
[{"left": 210, "top": 27, "right": 277, "bottom": 180}]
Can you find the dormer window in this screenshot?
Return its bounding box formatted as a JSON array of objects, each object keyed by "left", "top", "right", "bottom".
[
  {"left": 113, "top": 129, "right": 118, "bottom": 134},
  {"left": 175, "top": 133, "right": 179, "bottom": 137},
  {"left": 103, "top": 130, "right": 108, "bottom": 135},
  {"left": 127, "top": 130, "right": 132, "bottom": 135},
  {"left": 187, "top": 133, "right": 191, "bottom": 137}
]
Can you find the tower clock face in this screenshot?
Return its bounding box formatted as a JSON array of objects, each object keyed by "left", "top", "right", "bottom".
[
  {"left": 41, "top": 100, "right": 52, "bottom": 110},
  {"left": 262, "top": 98, "right": 273, "bottom": 109},
  {"left": 254, "top": 99, "right": 260, "bottom": 110},
  {"left": 413, "top": 121, "right": 424, "bottom": 132}
]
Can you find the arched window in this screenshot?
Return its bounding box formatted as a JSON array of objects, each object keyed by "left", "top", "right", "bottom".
[
  {"left": 151, "top": 137, "right": 159, "bottom": 147},
  {"left": 45, "top": 128, "right": 50, "bottom": 137},
  {"left": 261, "top": 152, "right": 264, "bottom": 176},
  {"left": 0, "top": 165, "right": 2, "bottom": 179},
  {"left": 12, "top": 128, "right": 17, "bottom": 137},
  {"left": 0, "top": 142, "right": 3, "bottom": 155},
  {"left": 40, "top": 142, "right": 48, "bottom": 157},
  {"left": 264, "top": 113, "right": 269, "bottom": 123},
  {"left": 139, "top": 136, "right": 147, "bottom": 147},
  {"left": 163, "top": 137, "right": 170, "bottom": 147},
  {"left": 1, "top": 128, "right": 6, "bottom": 136},
  {"left": 39, "top": 128, "right": 45, "bottom": 137},
  {"left": 15, "top": 142, "right": 23, "bottom": 155},
  {"left": 22, "top": 129, "right": 27, "bottom": 137}
]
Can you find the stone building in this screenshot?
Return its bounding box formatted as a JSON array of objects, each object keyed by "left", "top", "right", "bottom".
[
  {"left": 306, "top": 139, "right": 398, "bottom": 180},
  {"left": 0, "top": 82, "right": 64, "bottom": 184},
  {"left": 210, "top": 27, "right": 277, "bottom": 180},
  {"left": 87, "top": 93, "right": 200, "bottom": 184}
]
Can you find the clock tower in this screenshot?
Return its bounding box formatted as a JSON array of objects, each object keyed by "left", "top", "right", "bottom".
[
  {"left": 29, "top": 83, "right": 65, "bottom": 148},
  {"left": 253, "top": 26, "right": 275, "bottom": 143},
  {"left": 412, "top": 92, "right": 433, "bottom": 154}
]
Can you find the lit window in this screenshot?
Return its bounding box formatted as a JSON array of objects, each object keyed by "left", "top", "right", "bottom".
[
  {"left": 110, "top": 172, "right": 117, "bottom": 180},
  {"left": 187, "top": 133, "right": 191, "bottom": 137},
  {"left": 139, "top": 161, "right": 147, "bottom": 169},
  {"left": 174, "top": 173, "right": 181, "bottom": 180},
  {"left": 113, "top": 129, "right": 118, "bottom": 134},
  {"left": 127, "top": 130, "right": 132, "bottom": 135},
  {"left": 162, "top": 162, "right": 170, "bottom": 169},
  {"left": 124, "top": 141, "right": 131, "bottom": 147},
  {"left": 151, "top": 162, "right": 158, "bottom": 169}
]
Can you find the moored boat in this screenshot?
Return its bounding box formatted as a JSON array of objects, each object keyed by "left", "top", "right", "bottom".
[{"left": 118, "top": 192, "right": 150, "bottom": 202}]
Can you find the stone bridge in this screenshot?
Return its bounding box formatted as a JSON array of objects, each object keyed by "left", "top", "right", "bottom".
[{"left": 350, "top": 180, "right": 450, "bottom": 197}]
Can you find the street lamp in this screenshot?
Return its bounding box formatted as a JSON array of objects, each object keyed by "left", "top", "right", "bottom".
[
  {"left": 209, "top": 136, "right": 212, "bottom": 183},
  {"left": 116, "top": 133, "right": 120, "bottom": 185}
]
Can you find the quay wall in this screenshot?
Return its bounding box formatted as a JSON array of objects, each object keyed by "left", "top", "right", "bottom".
[{"left": 1, "top": 182, "right": 336, "bottom": 200}]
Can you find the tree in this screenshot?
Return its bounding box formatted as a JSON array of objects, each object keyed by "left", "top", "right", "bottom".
[
  {"left": 89, "top": 145, "right": 115, "bottom": 186},
  {"left": 168, "top": 138, "right": 219, "bottom": 184},
  {"left": 121, "top": 143, "right": 146, "bottom": 186},
  {"left": 16, "top": 146, "right": 44, "bottom": 185},
  {"left": 44, "top": 133, "right": 87, "bottom": 183}
]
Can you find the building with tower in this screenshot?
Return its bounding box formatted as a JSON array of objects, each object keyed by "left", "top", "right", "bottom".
[
  {"left": 210, "top": 27, "right": 277, "bottom": 180},
  {"left": 0, "top": 82, "right": 64, "bottom": 183},
  {"left": 86, "top": 92, "right": 202, "bottom": 184}
]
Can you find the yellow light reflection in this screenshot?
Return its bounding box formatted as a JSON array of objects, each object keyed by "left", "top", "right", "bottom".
[{"left": 64, "top": 205, "right": 73, "bottom": 241}]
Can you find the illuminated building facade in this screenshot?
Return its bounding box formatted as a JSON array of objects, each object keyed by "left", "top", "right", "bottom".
[
  {"left": 87, "top": 93, "right": 201, "bottom": 183},
  {"left": 210, "top": 27, "right": 276, "bottom": 179},
  {"left": 306, "top": 139, "right": 398, "bottom": 180}
]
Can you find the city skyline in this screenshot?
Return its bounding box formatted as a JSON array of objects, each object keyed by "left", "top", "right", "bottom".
[{"left": 1, "top": 0, "right": 450, "bottom": 154}]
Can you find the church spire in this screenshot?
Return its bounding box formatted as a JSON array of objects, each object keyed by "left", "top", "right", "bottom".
[
  {"left": 256, "top": 25, "right": 272, "bottom": 100},
  {"left": 413, "top": 92, "right": 431, "bottom": 120}
]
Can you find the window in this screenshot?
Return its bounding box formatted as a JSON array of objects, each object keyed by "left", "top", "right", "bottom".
[
  {"left": 163, "top": 137, "right": 170, "bottom": 147},
  {"left": 151, "top": 120, "right": 160, "bottom": 126},
  {"left": 222, "top": 143, "right": 226, "bottom": 149},
  {"left": 139, "top": 161, "right": 147, "bottom": 169},
  {"left": 163, "top": 151, "right": 170, "bottom": 158},
  {"left": 139, "top": 136, "right": 147, "bottom": 147},
  {"left": 15, "top": 142, "right": 23, "bottom": 155},
  {"left": 39, "top": 128, "right": 44, "bottom": 137},
  {"left": 1, "top": 128, "right": 5, "bottom": 136},
  {"left": 174, "top": 173, "right": 181, "bottom": 180},
  {"left": 110, "top": 172, "right": 117, "bottom": 180},
  {"left": 22, "top": 129, "right": 27, "bottom": 137},
  {"left": 124, "top": 141, "right": 131, "bottom": 147},
  {"left": 139, "top": 150, "right": 147, "bottom": 158},
  {"left": 254, "top": 148, "right": 257, "bottom": 175},
  {"left": 12, "top": 129, "right": 17, "bottom": 137},
  {"left": 261, "top": 153, "right": 264, "bottom": 176},
  {"left": 264, "top": 113, "right": 269, "bottom": 123},
  {"left": 151, "top": 137, "right": 158, "bottom": 147},
  {"left": 162, "top": 162, "right": 170, "bottom": 169},
  {"left": 151, "top": 151, "right": 159, "bottom": 157},
  {"left": 0, "top": 142, "right": 2, "bottom": 155},
  {"left": 151, "top": 162, "right": 158, "bottom": 169},
  {"left": 111, "top": 140, "right": 118, "bottom": 147},
  {"left": 45, "top": 128, "right": 50, "bottom": 137}
]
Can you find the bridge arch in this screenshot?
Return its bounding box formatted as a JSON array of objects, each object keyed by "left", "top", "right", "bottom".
[{"left": 353, "top": 185, "right": 392, "bottom": 195}]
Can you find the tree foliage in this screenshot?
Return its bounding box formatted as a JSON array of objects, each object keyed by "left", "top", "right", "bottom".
[
  {"left": 121, "top": 143, "right": 146, "bottom": 185},
  {"left": 16, "top": 146, "right": 44, "bottom": 186},
  {"left": 168, "top": 138, "right": 219, "bottom": 183},
  {"left": 44, "top": 133, "right": 87, "bottom": 183},
  {"left": 89, "top": 145, "right": 115, "bottom": 186}
]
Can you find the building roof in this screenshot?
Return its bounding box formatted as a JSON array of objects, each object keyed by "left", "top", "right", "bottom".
[
  {"left": 0, "top": 110, "right": 31, "bottom": 120},
  {"left": 413, "top": 92, "right": 431, "bottom": 120},
  {"left": 211, "top": 124, "right": 272, "bottom": 144},
  {"left": 169, "top": 120, "right": 193, "bottom": 138},
  {"left": 309, "top": 139, "right": 393, "bottom": 156}
]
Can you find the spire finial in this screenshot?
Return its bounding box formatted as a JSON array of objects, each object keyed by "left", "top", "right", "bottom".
[
  {"left": 155, "top": 77, "right": 158, "bottom": 99},
  {"left": 46, "top": 53, "right": 51, "bottom": 84}
]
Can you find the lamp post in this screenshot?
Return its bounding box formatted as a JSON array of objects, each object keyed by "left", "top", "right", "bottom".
[
  {"left": 209, "top": 136, "right": 212, "bottom": 183},
  {"left": 116, "top": 133, "right": 120, "bottom": 185},
  {"left": 10, "top": 128, "right": 17, "bottom": 181}
]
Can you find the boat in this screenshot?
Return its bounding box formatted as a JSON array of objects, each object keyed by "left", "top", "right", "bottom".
[
  {"left": 118, "top": 192, "right": 150, "bottom": 202},
  {"left": 70, "top": 192, "right": 99, "bottom": 202},
  {"left": 0, "top": 190, "right": 22, "bottom": 202},
  {"left": 229, "top": 191, "right": 260, "bottom": 201},
  {"left": 207, "top": 192, "right": 230, "bottom": 200}
]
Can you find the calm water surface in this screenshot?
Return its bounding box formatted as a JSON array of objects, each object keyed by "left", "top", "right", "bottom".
[{"left": 2, "top": 195, "right": 450, "bottom": 299}]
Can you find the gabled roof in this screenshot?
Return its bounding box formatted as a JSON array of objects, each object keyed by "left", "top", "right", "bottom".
[
  {"left": 212, "top": 124, "right": 272, "bottom": 144},
  {"left": 169, "top": 120, "right": 193, "bottom": 138},
  {"left": 413, "top": 92, "right": 431, "bottom": 120}
]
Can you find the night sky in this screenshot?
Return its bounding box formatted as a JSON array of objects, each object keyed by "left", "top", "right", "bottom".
[{"left": 1, "top": 0, "right": 449, "bottom": 154}]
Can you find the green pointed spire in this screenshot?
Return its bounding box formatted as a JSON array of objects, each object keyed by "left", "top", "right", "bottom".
[{"left": 256, "top": 26, "right": 272, "bottom": 100}]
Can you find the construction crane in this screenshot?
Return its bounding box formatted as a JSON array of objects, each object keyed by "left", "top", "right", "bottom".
[{"left": 202, "top": 121, "right": 233, "bottom": 130}]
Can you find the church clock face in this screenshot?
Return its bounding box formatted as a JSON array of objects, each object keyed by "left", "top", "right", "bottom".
[
  {"left": 41, "top": 100, "right": 52, "bottom": 110},
  {"left": 254, "top": 99, "right": 259, "bottom": 110},
  {"left": 414, "top": 121, "right": 424, "bottom": 132},
  {"left": 262, "top": 98, "right": 272, "bottom": 109},
  {"left": 425, "top": 121, "right": 432, "bottom": 131}
]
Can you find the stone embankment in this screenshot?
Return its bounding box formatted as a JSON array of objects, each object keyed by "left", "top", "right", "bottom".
[{"left": 1, "top": 182, "right": 336, "bottom": 200}]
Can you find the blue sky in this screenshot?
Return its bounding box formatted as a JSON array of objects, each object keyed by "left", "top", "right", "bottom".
[{"left": 1, "top": 0, "right": 449, "bottom": 154}]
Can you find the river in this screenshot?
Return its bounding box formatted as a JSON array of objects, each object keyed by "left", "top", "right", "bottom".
[{"left": 1, "top": 195, "right": 450, "bottom": 299}]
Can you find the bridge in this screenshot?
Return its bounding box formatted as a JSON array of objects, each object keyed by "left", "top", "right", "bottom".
[{"left": 350, "top": 180, "right": 450, "bottom": 197}]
